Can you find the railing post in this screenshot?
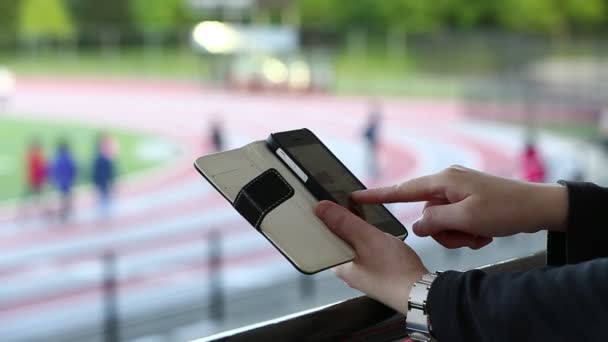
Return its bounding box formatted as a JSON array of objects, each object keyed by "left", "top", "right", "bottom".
[
  {"left": 103, "top": 251, "right": 120, "bottom": 342},
  {"left": 208, "top": 230, "right": 224, "bottom": 321}
]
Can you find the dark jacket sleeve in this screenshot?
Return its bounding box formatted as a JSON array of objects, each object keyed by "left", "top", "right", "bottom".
[
  {"left": 547, "top": 181, "right": 608, "bottom": 265},
  {"left": 427, "top": 182, "right": 608, "bottom": 342}
]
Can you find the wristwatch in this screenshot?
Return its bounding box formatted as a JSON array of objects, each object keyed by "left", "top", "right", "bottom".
[{"left": 406, "top": 272, "right": 440, "bottom": 342}]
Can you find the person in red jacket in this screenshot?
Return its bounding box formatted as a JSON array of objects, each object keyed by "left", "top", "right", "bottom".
[
  {"left": 19, "top": 139, "right": 48, "bottom": 219},
  {"left": 521, "top": 141, "right": 546, "bottom": 182}
]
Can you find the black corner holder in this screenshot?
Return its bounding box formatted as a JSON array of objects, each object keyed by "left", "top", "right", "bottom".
[{"left": 233, "top": 168, "right": 294, "bottom": 230}]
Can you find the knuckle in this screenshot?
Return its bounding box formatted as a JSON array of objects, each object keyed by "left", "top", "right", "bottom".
[
  {"left": 444, "top": 165, "right": 463, "bottom": 177},
  {"left": 448, "top": 164, "right": 467, "bottom": 171},
  {"left": 394, "top": 182, "right": 406, "bottom": 192}
]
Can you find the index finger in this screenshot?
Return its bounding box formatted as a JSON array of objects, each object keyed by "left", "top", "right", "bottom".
[{"left": 351, "top": 174, "right": 443, "bottom": 204}]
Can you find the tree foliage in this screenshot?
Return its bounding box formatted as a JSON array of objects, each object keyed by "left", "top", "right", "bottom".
[
  {"left": 129, "top": 0, "right": 187, "bottom": 33},
  {"left": 18, "top": 0, "right": 75, "bottom": 40},
  {"left": 297, "top": 0, "right": 608, "bottom": 35},
  {"left": 0, "top": 0, "right": 19, "bottom": 43},
  {"left": 9, "top": 0, "right": 606, "bottom": 40},
  {"left": 66, "top": 0, "right": 132, "bottom": 32}
]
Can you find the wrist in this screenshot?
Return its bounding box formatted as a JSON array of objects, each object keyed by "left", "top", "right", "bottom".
[{"left": 529, "top": 183, "right": 568, "bottom": 232}]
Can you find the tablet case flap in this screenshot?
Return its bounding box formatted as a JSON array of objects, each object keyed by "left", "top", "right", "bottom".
[{"left": 194, "top": 141, "right": 355, "bottom": 274}]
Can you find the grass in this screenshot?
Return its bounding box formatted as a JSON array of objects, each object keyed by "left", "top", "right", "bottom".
[
  {"left": 333, "top": 49, "right": 464, "bottom": 97},
  {"left": 0, "top": 115, "right": 173, "bottom": 201},
  {"left": 539, "top": 121, "right": 598, "bottom": 140},
  {"left": 0, "top": 47, "right": 464, "bottom": 98},
  {"left": 2, "top": 48, "right": 205, "bottom": 80}
]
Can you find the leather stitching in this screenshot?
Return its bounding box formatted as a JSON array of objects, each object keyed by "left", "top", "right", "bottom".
[{"left": 233, "top": 169, "right": 294, "bottom": 229}]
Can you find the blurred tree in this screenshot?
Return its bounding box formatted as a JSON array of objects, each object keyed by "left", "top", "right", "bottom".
[
  {"left": 129, "top": 0, "right": 187, "bottom": 33},
  {"left": 560, "top": 0, "right": 605, "bottom": 32},
  {"left": 296, "top": 0, "right": 608, "bottom": 35},
  {"left": 381, "top": 0, "right": 444, "bottom": 33},
  {"left": 0, "top": 0, "right": 19, "bottom": 45},
  {"left": 297, "top": 0, "right": 342, "bottom": 30},
  {"left": 18, "top": 0, "right": 75, "bottom": 40},
  {"left": 298, "top": 0, "right": 445, "bottom": 33},
  {"left": 67, "top": 0, "right": 132, "bottom": 32},
  {"left": 441, "top": 0, "right": 496, "bottom": 29},
  {"left": 496, "top": 0, "right": 566, "bottom": 34}
]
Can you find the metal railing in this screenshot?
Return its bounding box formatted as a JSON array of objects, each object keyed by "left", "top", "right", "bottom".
[{"left": 195, "top": 252, "right": 547, "bottom": 342}]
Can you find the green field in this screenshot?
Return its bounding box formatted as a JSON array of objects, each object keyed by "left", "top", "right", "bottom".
[
  {"left": 0, "top": 48, "right": 463, "bottom": 98},
  {"left": 0, "top": 115, "right": 173, "bottom": 201}
]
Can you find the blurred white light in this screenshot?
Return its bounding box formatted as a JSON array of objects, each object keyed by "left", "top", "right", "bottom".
[
  {"left": 288, "top": 61, "right": 311, "bottom": 90},
  {"left": 0, "top": 67, "right": 15, "bottom": 98},
  {"left": 262, "top": 58, "right": 288, "bottom": 84},
  {"left": 192, "top": 21, "right": 239, "bottom": 54}
]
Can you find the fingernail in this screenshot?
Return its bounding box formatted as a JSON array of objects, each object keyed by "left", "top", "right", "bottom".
[
  {"left": 412, "top": 215, "right": 423, "bottom": 228},
  {"left": 412, "top": 215, "right": 424, "bottom": 235}
]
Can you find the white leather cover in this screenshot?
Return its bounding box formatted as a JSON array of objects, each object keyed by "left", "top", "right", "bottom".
[{"left": 194, "top": 141, "right": 355, "bottom": 274}]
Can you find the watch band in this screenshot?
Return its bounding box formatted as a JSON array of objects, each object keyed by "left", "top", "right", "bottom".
[{"left": 406, "top": 272, "right": 440, "bottom": 342}]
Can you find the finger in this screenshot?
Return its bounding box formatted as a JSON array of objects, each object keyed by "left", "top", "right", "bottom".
[
  {"left": 423, "top": 198, "right": 450, "bottom": 210},
  {"left": 333, "top": 262, "right": 359, "bottom": 288},
  {"left": 431, "top": 231, "right": 493, "bottom": 249},
  {"left": 351, "top": 174, "right": 443, "bottom": 204},
  {"left": 315, "top": 200, "right": 381, "bottom": 251},
  {"left": 431, "top": 230, "right": 480, "bottom": 249},
  {"left": 412, "top": 201, "right": 470, "bottom": 237}
]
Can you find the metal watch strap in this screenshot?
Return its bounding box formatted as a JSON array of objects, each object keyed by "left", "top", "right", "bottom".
[{"left": 406, "top": 272, "right": 440, "bottom": 342}]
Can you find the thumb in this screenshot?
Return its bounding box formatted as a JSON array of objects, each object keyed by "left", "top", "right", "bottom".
[
  {"left": 412, "top": 201, "right": 470, "bottom": 237},
  {"left": 315, "top": 200, "right": 380, "bottom": 251}
]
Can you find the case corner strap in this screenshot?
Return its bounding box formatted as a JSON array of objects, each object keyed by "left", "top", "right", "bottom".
[{"left": 233, "top": 168, "right": 294, "bottom": 230}]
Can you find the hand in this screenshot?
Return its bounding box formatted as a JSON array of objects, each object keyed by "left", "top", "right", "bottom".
[
  {"left": 352, "top": 165, "right": 568, "bottom": 250},
  {"left": 315, "top": 200, "right": 428, "bottom": 314}
]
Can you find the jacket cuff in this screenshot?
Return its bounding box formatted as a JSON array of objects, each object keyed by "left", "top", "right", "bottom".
[
  {"left": 427, "top": 271, "right": 466, "bottom": 341},
  {"left": 557, "top": 180, "right": 608, "bottom": 263}
]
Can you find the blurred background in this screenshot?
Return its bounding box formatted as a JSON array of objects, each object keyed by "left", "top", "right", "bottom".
[{"left": 0, "top": 0, "right": 607, "bottom": 341}]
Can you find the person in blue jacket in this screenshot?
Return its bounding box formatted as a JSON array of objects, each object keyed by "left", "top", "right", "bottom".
[
  {"left": 362, "top": 101, "right": 383, "bottom": 179},
  {"left": 92, "top": 133, "right": 116, "bottom": 219},
  {"left": 51, "top": 139, "right": 77, "bottom": 222}
]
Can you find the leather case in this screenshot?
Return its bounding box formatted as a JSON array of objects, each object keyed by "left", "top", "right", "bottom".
[{"left": 194, "top": 141, "right": 355, "bottom": 274}]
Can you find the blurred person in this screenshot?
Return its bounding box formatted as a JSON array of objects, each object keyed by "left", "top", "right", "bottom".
[
  {"left": 521, "top": 140, "right": 546, "bottom": 182},
  {"left": 362, "top": 101, "right": 382, "bottom": 179},
  {"left": 92, "top": 134, "right": 116, "bottom": 219},
  {"left": 51, "top": 139, "right": 77, "bottom": 222},
  {"left": 315, "top": 165, "right": 608, "bottom": 341},
  {"left": 209, "top": 119, "right": 225, "bottom": 152},
  {"left": 18, "top": 139, "right": 48, "bottom": 219}
]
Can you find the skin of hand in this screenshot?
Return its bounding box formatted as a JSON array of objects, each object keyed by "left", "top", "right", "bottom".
[
  {"left": 315, "top": 200, "right": 428, "bottom": 314},
  {"left": 352, "top": 165, "right": 569, "bottom": 250}
]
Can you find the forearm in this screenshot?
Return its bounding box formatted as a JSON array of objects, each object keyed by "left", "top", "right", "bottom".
[
  {"left": 428, "top": 259, "right": 608, "bottom": 341},
  {"left": 528, "top": 183, "right": 568, "bottom": 232}
]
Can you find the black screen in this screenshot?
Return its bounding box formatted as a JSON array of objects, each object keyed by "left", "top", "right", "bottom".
[{"left": 287, "top": 143, "right": 405, "bottom": 236}]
